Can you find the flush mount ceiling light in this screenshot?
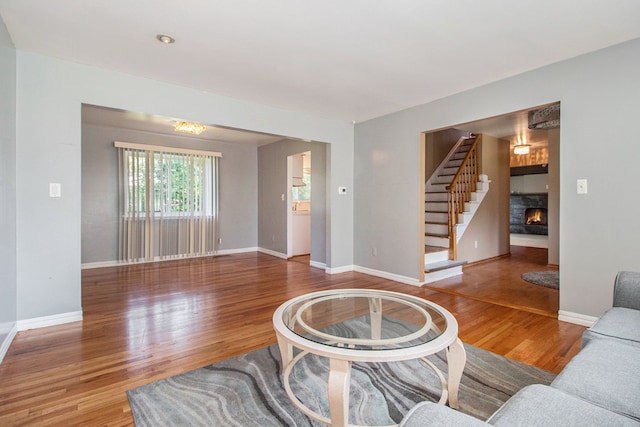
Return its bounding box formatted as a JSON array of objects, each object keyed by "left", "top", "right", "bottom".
[
  {"left": 156, "top": 34, "right": 175, "bottom": 44},
  {"left": 513, "top": 144, "right": 531, "bottom": 155},
  {"left": 174, "top": 121, "right": 206, "bottom": 135}
]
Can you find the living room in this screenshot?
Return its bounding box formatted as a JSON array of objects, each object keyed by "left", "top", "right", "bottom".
[{"left": 2, "top": 1, "right": 640, "bottom": 425}]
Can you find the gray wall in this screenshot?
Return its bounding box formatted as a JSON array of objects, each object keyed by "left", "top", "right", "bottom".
[
  {"left": 355, "top": 37, "right": 640, "bottom": 318},
  {"left": 14, "top": 50, "right": 353, "bottom": 321},
  {"left": 457, "top": 135, "right": 511, "bottom": 262},
  {"left": 425, "top": 128, "right": 468, "bottom": 180},
  {"left": 258, "top": 139, "right": 327, "bottom": 264},
  {"left": 0, "top": 15, "right": 17, "bottom": 354},
  {"left": 547, "top": 128, "right": 560, "bottom": 265},
  {"left": 81, "top": 122, "right": 259, "bottom": 264}
]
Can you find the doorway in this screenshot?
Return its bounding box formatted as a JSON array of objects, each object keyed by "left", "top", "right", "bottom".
[
  {"left": 287, "top": 151, "right": 311, "bottom": 258},
  {"left": 421, "top": 103, "right": 560, "bottom": 313}
]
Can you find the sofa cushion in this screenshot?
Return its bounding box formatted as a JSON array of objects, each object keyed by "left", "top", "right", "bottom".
[
  {"left": 551, "top": 339, "right": 640, "bottom": 421},
  {"left": 582, "top": 307, "right": 640, "bottom": 348},
  {"left": 488, "top": 384, "right": 639, "bottom": 426},
  {"left": 613, "top": 271, "right": 640, "bottom": 310},
  {"left": 398, "top": 402, "right": 488, "bottom": 427}
]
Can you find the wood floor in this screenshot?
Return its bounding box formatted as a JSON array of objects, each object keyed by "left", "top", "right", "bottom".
[
  {"left": 0, "top": 248, "right": 585, "bottom": 426},
  {"left": 424, "top": 246, "right": 559, "bottom": 317}
]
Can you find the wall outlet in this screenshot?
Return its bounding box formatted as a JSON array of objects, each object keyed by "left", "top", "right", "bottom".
[
  {"left": 372, "top": 247, "right": 377, "bottom": 256},
  {"left": 217, "top": 238, "right": 222, "bottom": 244},
  {"left": 474, "top": 240, "right": 478, "bottom": 249},
  {"left": 338, "top": 186, "right": 347, "bottom": 195},
  {"left": 577, "top": 179, "right": 588, "bottom": 194}
]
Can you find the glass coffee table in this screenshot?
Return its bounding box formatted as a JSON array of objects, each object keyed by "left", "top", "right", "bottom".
[{"left": 272, "top": 289, "right": 466, "bottom": 427}]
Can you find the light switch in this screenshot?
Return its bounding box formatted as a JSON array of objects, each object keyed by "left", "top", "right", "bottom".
[
  {"left": 577, "top": 179, "right": 587, "bottom": 194},
  {"left": 49, "top": 183, "right": 61, "bottom": 198}
]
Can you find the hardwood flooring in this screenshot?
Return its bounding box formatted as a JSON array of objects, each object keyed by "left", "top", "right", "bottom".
[
  {"left": 424, "top": 246, "right": 559, "bottom": 317},
  {"left": 0, "top": 249, "right": 585, "bottom": 426}
]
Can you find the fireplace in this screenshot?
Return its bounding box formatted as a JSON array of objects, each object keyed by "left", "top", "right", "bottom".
[
  {"left": 525, "top": 208, "right": 547, "bottom": 225},
  {"left": 510, "top": 193, "right": 548, "bottom": 235}
]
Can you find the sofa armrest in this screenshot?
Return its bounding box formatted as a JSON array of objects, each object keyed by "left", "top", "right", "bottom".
[
  {"left": 399, "top": 402, "right": 489, "bottom": 427},
  {"left": 613, "top": 271, "right": 640, "bottom": 310}
]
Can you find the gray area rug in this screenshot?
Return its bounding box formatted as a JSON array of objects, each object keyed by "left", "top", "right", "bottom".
[
  {"left": 522, "top": 271, "right": 559, "bottom": 289},
  {"left": 127, "top": 343, "right": 555, "bottom": 426}
]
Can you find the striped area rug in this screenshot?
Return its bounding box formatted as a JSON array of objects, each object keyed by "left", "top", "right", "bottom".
[{"left": 127, "top": 343, "right": 554, "bottom": 426}]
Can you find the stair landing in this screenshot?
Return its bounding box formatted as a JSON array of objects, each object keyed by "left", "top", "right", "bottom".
[{"left": 423, "top": 245, "right": 466, "bottom": 284}]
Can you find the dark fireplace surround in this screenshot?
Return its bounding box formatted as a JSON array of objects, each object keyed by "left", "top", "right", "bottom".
[{"left": 510, "top": 193, "right": 548, "bottom": 235}]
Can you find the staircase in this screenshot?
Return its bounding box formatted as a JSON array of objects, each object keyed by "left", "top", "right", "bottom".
[{"left": 424, "top": 134, "right": 490, "bottom": 283}]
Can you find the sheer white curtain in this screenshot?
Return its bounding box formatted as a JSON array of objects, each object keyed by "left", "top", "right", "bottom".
[{"left": 116, "top": 142, "right": 220, "bottom": 263}]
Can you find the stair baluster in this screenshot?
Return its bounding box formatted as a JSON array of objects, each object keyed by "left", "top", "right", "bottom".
[{"left": 446, "top": 134, "right": 481, "bottom": 260}]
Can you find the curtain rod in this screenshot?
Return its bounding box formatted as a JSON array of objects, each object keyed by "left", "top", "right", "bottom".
[{"left": 114, "top": 141, "right": 222, "bottom": 157}]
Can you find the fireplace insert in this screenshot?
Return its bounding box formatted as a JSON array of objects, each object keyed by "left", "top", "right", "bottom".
[{"left": 524, "top": 208, "right": 547, "bottom": 225}]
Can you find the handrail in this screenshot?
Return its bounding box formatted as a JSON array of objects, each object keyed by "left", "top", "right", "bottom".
[{"left": 445, "top": 134, "right": 481, "bottom": 260}]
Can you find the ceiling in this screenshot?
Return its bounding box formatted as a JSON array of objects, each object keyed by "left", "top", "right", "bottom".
[
  {"left": 82, "top": 105, "right": 286, "bottom": 146},
  {"left": 2, "top": 0, "right": 640, "bottom": 125}
]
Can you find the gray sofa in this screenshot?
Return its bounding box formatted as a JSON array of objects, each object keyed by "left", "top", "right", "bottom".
[{"left": 400, "top": 271, "right": 640, "bottom": 427}]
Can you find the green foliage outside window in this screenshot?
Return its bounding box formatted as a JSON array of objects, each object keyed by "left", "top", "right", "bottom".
[
  {"left": 127, "top": 152, "right": 212, "bottom": 215},
  {"left": 292, "top": 173, "right": 311, "bottom": 201}
]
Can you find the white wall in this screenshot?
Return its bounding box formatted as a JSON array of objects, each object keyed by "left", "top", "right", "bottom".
[
  {"left": 355, "top": 38, "right": 640, "bottom": 318},
  {"left": 15, "top": 51, "right": 353, "bottom": 321},
  {"left": 0, "top": 15, "right": 17, "bottom": 360},
  {"left": 510, "top": 174, "right": 548, "bottom": 194}
]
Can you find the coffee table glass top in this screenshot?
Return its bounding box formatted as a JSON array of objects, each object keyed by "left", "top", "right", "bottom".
[{"left": 279, "top": 290, "right": 448, "bottom": 351}]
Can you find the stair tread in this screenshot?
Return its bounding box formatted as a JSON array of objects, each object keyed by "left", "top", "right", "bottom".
[
  {"left": 424, "top": 245, "right": 448, "bottom": 254},
  {"left": 424, "top": 259, "right": 467, "bottom": 273},
  {"left": 425, "top": 232, "right": 449, "bottom": 238}
]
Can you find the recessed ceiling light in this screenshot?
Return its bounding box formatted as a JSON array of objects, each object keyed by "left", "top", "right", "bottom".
[{"left": 156, "top": 34, "right": 175, "bottom": 44}]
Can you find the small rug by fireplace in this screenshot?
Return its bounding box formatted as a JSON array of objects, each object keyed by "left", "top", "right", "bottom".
[{"left": 522, "top": 271, "right": 559, "bottom": 289}]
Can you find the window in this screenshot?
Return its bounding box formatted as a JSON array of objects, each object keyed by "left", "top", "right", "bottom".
[
  {"left": 292, "top": 172, "right": 311, "bottom": 201},
  {"left": 124, "top": 151, "right": 216, "bottom": 217},
  {"left": 115, "top": 141, "right": 221, "bottom": 262}
]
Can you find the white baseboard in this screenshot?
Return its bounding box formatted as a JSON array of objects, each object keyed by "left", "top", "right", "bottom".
[
  {"left": 558, "top": 310, "right": 597, "bottom": 327},
  {"left": 326, "top": 265, "right": 355, "bottom": 274},
  {"left": 0, "top": 322, "right": 17, "bottom": 364},
  {"left": 81, "top": 248, "right": 261, "bottom": 269},
  {"left": 309, "top": 260, "right": 326, "bottom": 270},
  {"left": 81, "top": 260, "right": 122, "bottom": 269},
  {"left": 257, "top": 247, "right": 288, "bottom": 260},
  {"left": 216, "top": 247, "right": 259, "bottom": 255},
  {"left": 354, "top": 265, "right": 422, "bottom": 286},
  {"left": 17, "top": 311, "right": 83, "bottom": 331}
]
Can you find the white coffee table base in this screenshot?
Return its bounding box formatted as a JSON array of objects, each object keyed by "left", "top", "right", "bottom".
[
  {"left": 273, "top": 290, "right": 466, "bottom": 427},
  {"left": 277, "top": 334, "right": 467, "bottom": 427}
]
